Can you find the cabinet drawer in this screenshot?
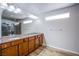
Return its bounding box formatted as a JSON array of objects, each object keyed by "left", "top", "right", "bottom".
[
  {"left": 1, "top": 42, "right": 11, "bottom": 49},
  {"left": 38, "top": 35, "right": 41, "bottom": 38},
  {"left": 11, "top": 39, "right": 23, "bottom": 46},
  {"left": 29, "top": 36, "right": 35, "bottom": 40},
  {"left": 24, "top": 38, "right": 28, "bottom": 42}
]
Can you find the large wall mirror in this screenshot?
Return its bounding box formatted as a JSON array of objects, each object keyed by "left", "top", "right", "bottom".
[{"left": 1, "top": 10, "right": 22, "bottom": 36}]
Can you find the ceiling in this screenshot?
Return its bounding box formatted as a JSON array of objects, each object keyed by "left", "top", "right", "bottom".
[{"left": 2, "top": 3, "right": 75, "bottom": 21}]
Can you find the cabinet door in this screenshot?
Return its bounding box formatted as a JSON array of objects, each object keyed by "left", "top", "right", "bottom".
[
  {"left": 35, "top": 36, "right": 39, "bottom": 48},
  {"left": 22, "top": 42, "right": 28, "bottom": 55},
  {"left": 0, "top": 50, "right": 2, "bottom": 56},
  {"left": 2, "top": 46, "right": 18, "bottom": 56},
  {"left": 29, "top": 36, "right": 35, "bottom": 53},
  {"left": 0, "top": 45, "right": 2, "bottom": 56},
  {"left": 18, "top": 44, "right": 23, "bottom": 56},
  {"left": 39, "top": 34, "right": 43, "bottom": 46},
  {"left": 19, "top": 41, "right": 28, "bottom": 56}
]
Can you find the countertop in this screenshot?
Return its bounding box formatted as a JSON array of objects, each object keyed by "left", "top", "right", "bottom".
[{"left": 0, "top": 33, "right": 42, "bottom": 44}]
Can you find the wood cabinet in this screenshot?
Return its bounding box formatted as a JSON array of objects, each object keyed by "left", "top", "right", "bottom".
[
  {"left": 29, "top": 36, "right": 35, "bottom": 53},
  {"left": 2, "top": 46, "right": 18, "bottom": 56},
  {"left": 0, "top": 33, "right": 44, "bottom": 56}
]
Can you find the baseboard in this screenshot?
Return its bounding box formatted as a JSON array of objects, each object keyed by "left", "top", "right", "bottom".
[{"left": 47, "top": 45, "right": 79, "bottom": 56}]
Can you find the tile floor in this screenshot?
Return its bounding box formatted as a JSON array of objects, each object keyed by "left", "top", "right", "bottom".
[{"left": 28, "top": 46, "right": 71, "bottom": 56}]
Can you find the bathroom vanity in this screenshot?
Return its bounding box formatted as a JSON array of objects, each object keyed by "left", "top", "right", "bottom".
[{"left": 0, "top": 33, "right": 44, "bottom": 56}]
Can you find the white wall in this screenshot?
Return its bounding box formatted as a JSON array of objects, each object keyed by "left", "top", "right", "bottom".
[{"left": 21, "top": 5, "right": 79, "bottom": 52}]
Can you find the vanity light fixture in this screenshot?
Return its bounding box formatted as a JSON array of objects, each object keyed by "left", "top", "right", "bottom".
[
  {"left": 7, "top": 5, "right": 15, "bottom": 11},
  {"left": 15, "top": 22, "right": 20, "bottom": 25},
  {"left": 14, "top": 8, "right": 21, "bottom": 13},
  {"left": 36, "top": 20, "right": 40, "bottom": 22},
  {"left": 0, "top": 3, "right": 8, "bottom": 9},
  {"left": 23, "top": 20, "right": 33, "bottom": 24},
  {"left": 28, "top": 14, "right": 38, "bottom": 19},
  {"left": 45, "top": 12, "right": 70, "bottom": 21}
]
